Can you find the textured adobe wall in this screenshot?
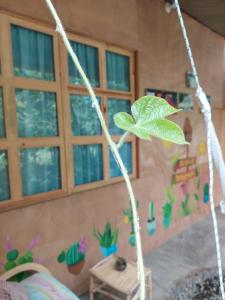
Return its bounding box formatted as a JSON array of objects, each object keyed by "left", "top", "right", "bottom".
[{"left": 0, "top": 0, "right": 225, "bottom": 294}]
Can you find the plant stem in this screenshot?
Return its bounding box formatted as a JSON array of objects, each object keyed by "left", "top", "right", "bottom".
[
  {"left": 117, "top": 131, "right": 130, "bottom": 149},
  {"left": 44, "top": 1, "right": 145, "bottom": 299}
]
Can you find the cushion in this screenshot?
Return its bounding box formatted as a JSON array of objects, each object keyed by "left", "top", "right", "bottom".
[
  {"left": 20, "top": 272, "right": 79, "bottom": 300},
  {"left": 0, "top": 280, "right": 28, "bottom": 300}
]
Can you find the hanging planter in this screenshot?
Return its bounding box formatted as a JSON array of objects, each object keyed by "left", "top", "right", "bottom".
[
  {"left": 147, "top": 202, "right": 156, "bottom": 236},
  {"left": 203, "top": 183, "right": 209, "bottom": 203},
  {"left": 128, "top": 232, "right": 136, "bottom": 247}
]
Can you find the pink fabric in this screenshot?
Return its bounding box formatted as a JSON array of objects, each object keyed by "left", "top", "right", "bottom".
[{"left": 0, "top": 280, "right": 28, "bottom": 300}]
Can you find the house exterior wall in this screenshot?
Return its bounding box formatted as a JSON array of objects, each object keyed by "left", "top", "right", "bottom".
[{"left": 0, "top": 0, "right": 225, "bottom": 294}]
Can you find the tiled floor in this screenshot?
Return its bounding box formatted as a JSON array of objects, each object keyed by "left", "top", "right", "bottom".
[{"left": 81, "top": 209, "right": 225, "bottom": 299}]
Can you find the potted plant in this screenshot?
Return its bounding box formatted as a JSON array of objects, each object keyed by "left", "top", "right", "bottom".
[
  {"left": 57, "top": 237, "right": 87, "bottom": 275},
  {"left": 203, "top": 183, "right": 209, "bottom": 203},
  {"left": 163, "top": 202, "right": 172, "bottom": 229},
  {"left": 93, "top": 222, "right": 119, "bottom": 257},
  {"left": 147, "top": 202, "right": 156, "bottom": 236}
]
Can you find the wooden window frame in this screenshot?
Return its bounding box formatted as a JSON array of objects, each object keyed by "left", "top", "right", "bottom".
[{"left": 0, "top": 12, "right": 137, "bottom": 212}]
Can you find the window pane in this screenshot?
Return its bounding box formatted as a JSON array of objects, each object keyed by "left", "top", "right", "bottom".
[
  {"left": 70, "top": 94, "right": 101, "bottom": 136},
  {"left": 20, "top": 147, "right": 61, "bottom": 196},
  {"left": 16, "top": 89, "right": 58, "bottom": 137},
  {"left": 108, "top": 98, "right": 131, "bottom": 135},
  {"left": 0, "top": 87, "right": 5, "bottom": 138},
  {"left": 110, "top": 142, "right": 132, "bottom": 178},
  {"left": 106, "top": 51, "right": 130, "bottom": 91},
  {"left": 0, "top": 150, "right": 10, "bottom": 201},
  {"left": 73, "top": 144, "right": 103, "bottom": 185},
  {"left": 69, "top": 41, "right": 99, "bottom": 87},
  {"left": 11, "top": 25, "right": 55, "bottom": 81}
]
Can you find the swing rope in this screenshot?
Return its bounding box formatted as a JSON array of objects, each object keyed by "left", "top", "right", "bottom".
[
  {"left": 175, "top": 0, "right": 225, "bottom": 298},
  {"left": 44, "top": 1, "right": 146, "bottom": 299}
]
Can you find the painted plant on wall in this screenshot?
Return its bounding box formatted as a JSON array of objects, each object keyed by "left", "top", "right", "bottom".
[
  {"left": 147, "top": 201, "right": 156, "bottom": 236},
  {"left": 57, "top": 237, "right": 87, "bottom": 275},
  {"left": 203, "top": 183, "right": 209, "bottom": 204},
  {"left": 163, "top": 186, "right": 176, "bottom": 229},
  {"left": 123, "top": 200, "right": 139, "bottom": 246},
  {"left": 0, "top": 236, "right": 40, "bottom": 281},
  {"left": 93, "top": 222, "right": 119, "bottom": 257}
]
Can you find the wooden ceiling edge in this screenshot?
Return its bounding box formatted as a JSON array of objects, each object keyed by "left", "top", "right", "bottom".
[{"left": 181, "top": 8, "right": 225, "bottom": 39}]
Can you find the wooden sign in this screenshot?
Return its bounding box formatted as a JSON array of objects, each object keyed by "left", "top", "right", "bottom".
[
  {"left": 172, "top": 169, "right": 197, "bottom": 184},
  {"left": 174, "top": 157, "right": 196, "bottom": 171}
]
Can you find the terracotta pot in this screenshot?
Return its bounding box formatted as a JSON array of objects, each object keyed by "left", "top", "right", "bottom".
[{"left": 67, "top": 260, "right": 85, "bottom": 275}]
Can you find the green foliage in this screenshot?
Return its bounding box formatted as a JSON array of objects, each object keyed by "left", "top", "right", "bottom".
[
  {"left": 57, "top": 242, "right": 85, "bottom": 266},
  {"left": 148, "top": 202, "right": 155, "bottom": 221},
  {"left": 6, "top": 249, "right": 19, "bottom": 261},
  {"left": 93, "top": 222, "right": 119, "bottom": 248},
  {"left": 166, "top": 186, "right": 176, "bottom": 205},
  {"left": 163, "top": 203, "right": 172, "bottom": 218},
  {"left": 180, "top": 193, "right": 193, "bottom": 216},
  {"left": 194, "top": 193, "right": 199, "bottom": 202},
  {"left": 4, "top": 261, "right": 16, "bottom": 271},
  {"left": 114, "top": 96, "right": 187, "bottom": 144}
]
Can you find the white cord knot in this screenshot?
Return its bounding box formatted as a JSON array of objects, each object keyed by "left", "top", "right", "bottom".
[{"left": 196, "top": 87, "right": 211, "bottom": 121}]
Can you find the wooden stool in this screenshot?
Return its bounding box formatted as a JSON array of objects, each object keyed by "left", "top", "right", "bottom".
[{"left": 89, "top": 255, "right": 152, "bottom": 300}]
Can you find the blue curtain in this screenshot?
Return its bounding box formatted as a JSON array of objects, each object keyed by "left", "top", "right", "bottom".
[
  {"left": 0, "top": 150, "right": 10, "bottom": 201},
  {"left": 16, "top": 89, "right": 58, "bottom": 137},
  {"left": 106, "top": 51, "right": 130, "bottom": 91},
  {"left": 108, "top": 98, "right": 131, "bottom": 135},
  {"left": 0, "top": 87, "right": 5, "bottom": 138},
  {"left": 70, "top": 94, "right": 101, "bottom": 136},
  {"left": 11, "top": 25, "right": 55, "bottom": 81},
  {"left": 20, "top": 147, "right": 61, "bottom": 196},
  {"left": 110, "top": 142, "right": 132, "bottom": 178},
  {"left": 69, "top": 41, "right": 99, "bottom": 87},
  {"left": 73, "top": 144, "right": 103, "bottom": 185}
]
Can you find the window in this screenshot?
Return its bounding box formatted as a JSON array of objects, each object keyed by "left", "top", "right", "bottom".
[{"left": 0, "top": 13, "right": 136, "bottom": 211}]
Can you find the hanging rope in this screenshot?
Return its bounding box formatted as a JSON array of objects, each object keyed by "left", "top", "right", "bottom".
[
  {"left": 175, "top": 1, "right": 225, "bottom": 298},
  {"left": 44, "top": 1, "right": 145, "bottom": 299}
]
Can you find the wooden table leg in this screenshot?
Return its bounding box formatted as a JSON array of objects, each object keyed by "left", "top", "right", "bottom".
[
  {"left": 89, "top": 275, "right": 94, "bottom": 300},
  {"left": 147, "top": 273, "right": 152, "bottom": 300}
]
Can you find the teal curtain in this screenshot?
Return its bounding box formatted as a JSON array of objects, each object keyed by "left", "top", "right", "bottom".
[
  {"left": 106, "top": 51, "right": 130, "bottom": 91},
  {"left": 16, "top": 89, "right": 58, "bottom": 137},
  {"left": 20, "top": 147, "right": 61, "bottom": 196},
  {"left": 70, "top": 94, "right": 101, "bottom": 136},
  {"left": 108, "top": 98, "right": 131, "bottom": 135},
  {"left": 69, "top": 41, "right": 99, "bottom": 87},
  {"left": 11, "top": 25, "right": 55, "bottom": 81},
  {"left": 0, "top": 87, "right": 5, "bottom": 138},
  {"left": 0, "top": 150, "right": 10, "bottom": 201},
  {"left": 110, "top": 142, "right": 132, "bottom": 178},
  {"left": 73, "top": 144, "right": 103, "bottom": 185}
]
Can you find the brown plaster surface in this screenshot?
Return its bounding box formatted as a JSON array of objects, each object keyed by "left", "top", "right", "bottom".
[{"left": 0, "top": 0, "right": 225, "bottom": 295}]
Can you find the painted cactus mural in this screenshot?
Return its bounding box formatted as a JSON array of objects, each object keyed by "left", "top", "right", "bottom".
[
  {"left": 57, "top": 237, "right": 87, "bottom": 275},
  {"left": 163, "top": 202, "right": 173, "bottom": 229},
  {"left": 123, "top": 200, "right": 139, "bottom": 247},
  {"left": 93, "top": 222, "right": 119, "bottom": 257},
  {"left": 147, "top": 202, "right": 156, "bottom": 236},
  {"left": 203, "top": 183, "right": 209, "bottom": 203},
  {"left": 1, "top": 236, "right": 39, "bottom": 282}
]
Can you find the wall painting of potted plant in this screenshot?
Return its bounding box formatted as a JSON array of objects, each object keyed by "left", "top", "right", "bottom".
[
  {"left": 147, "top": 201, "right": 156, "bottom": 236},
  {"left": 57, "top": 237, "right": 87, "bottom": 275},
  {"left": 93, "top": 222, "right": 119, "bottom": 257},
  {"left": 163, "top": 202, "right": 173, "bottom": 229},
  {"left": 123, "top": 200, "right": 139, "bottom": 247},
  {"left": 203, "top": 183, "right": 209, "bottom": 203},
  {"left": 0, "top": 236, "right": 40, "bottom": 282}
]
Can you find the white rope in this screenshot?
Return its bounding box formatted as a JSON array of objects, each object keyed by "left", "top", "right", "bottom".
[
  {"left": 44, "top": 1, "right": 145, "bottom": 299},
  {"left": 175, "top": 1, "right": 225, "bottom": 298}
]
